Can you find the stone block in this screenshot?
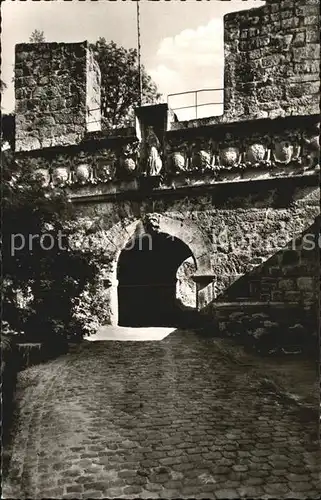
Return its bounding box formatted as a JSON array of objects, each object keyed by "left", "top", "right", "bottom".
[
  {"left": 294, "top": 61, "right": 319, "bottom": 73},
  {"left": 296, "top": 4, "right": 319, "bottom": 16},
  {"left": 278, "top": 279, "right": 296, "bottom": 291},
  {"left": 260, "top": 293, "right": 271, "bottom": 301},
  {"left": 34, "top": 115, "right": 56, "bottom": 127},
  {"left": 15, "top": 50, "right": 30, "bottom": 63},
  {"left": 306, "top": 30, "right": 320, "bottom": 43},
  {"left": 302, "top": 292, "right": 316, "bottom": 304},
  {"left": 15, "top": 136, "right": 41, "bottom": 152},
  {"left": 281, "top": 250, "right": 300, "bottom": 266},
  {"left": 293, "top": 45, "right": 320, "bottom": 62},
  {"left": 280, "top": 9, "right": 295, "bottom": 20},
  {"left": 240, "top": 30, "right": 249, "bottom": 39},
  {"left": 248, "top": 48, "right": 264, "bottom": 60},
  {"left": 271, "top": 291, "right": 283, "bottom": 301},
  {"left": 223, "top": 0, "right": 319, "bottom": 120},
  {"left": 281, "top": 17, "right": 300, "bottom": 28},
  {"left": 293, "top": 31, "right": 306, "bottom": 46},
  {"left": 15, "top": 41, "right": 101, "bottom": 151},
  {"left": 250, "top": 37, "right": 270, "bottom": 50},
  {"left": 49, "top": 98, "right": 66, "bottom": 111},
  {"left": 286, "top": 83, "right": 305, "bottom": 98},
  {"left": 257, "top": 86, "right": 283, "bottom": 103},
  {"left": 261, "top": 55, "right": 282, "bottom": 68}
]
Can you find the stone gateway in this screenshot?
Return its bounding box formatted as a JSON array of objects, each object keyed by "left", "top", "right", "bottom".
[{"left": 11, "top": 0, "right": 320, "bottom": 350}]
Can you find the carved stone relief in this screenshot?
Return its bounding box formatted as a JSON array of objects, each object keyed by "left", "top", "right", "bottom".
[
  {"left": 33, "top": 168, "right": 51, "bottom": 187},
  {"left": 27, "top": 119, "right": 319, "bottom": 188},
  {"left": 219, "top": 146, "right": 242, "bottom": 168},
  {"left": 165, "top": 139, "right": 189, "bottom": 173},
  {"left": 119, "top": 141, "right": 139, "bottom": 176},
  {"left": 272, "top": 131, "right": 301, "bottom": 165},
  {"left": 171, "top": 151, "right": 187, "bottom": 172},
  {"left": 244, "top": 143, "right": 271, "bottom": 166},
  {"left": 273, "top": 141, "right": 299, "bottom": 164},
  {"left": 142, "top": 213, "right": 161, "bottom": 234}
]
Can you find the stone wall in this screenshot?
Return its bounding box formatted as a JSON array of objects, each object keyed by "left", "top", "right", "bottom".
[
  {"left": 16, "top": 113, "right": 320, "bottom": 188},
  {"left": 224, "top": 0, "right": 320, "bottom": 121},
  {"left": 222, "top": 220, "right": 319, "bottom": 307},
  {"left": 10, "top": 13, "right": 320, "bottom": 342},
  {"left": 15, "top": 41, "right": 101, "bottom": 152},
  {"left": 69, "top": 175, "right": 319, "bottom": 327},
  {"left": 209, "top": 200, "right": 320, "bottom": 304},
  {"left": 13, "top": 105, "right": 319, "bottom": 330}
]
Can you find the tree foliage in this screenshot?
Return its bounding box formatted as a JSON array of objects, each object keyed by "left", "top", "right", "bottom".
[
  {"left": 91, "top": 38, "right": 162, "bottom": 129},
  {"left": 29, "top": 29, "right": 46, "bottom": 43},
  {"left": 1, "top": 148, "right": 100, "bottom": 343}
]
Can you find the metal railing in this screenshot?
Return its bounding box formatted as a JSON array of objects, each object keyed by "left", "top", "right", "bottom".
[{"left": 167, "top": 88, "right": 224, "bottom": 120}]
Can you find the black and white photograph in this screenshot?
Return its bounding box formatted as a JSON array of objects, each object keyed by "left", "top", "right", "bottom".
[{"left": 1, "top": 0, "right": 320, "bottom": 498}]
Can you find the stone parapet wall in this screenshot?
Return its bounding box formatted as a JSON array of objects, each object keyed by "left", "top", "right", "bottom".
[
  {"left": 224, "top": 0, "right": 320, "bottom": 121},
  {"left": 86, "top": 49, "right": 101, "bottom": 133},
  {"left": 15, "top": 41, "right": 101, "bottom": 152},
  {"left": 69, "top": 176, "right": 319, "bottom": 325},
  {"left": 9, "top": 9, "right": 320, "bottom": 336},
  {"left": 208, "top": 301, "right": 318, "bottom": 354}
]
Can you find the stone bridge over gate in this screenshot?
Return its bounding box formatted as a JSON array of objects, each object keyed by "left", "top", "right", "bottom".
[{"left": 8, "top": 0, "right": 320, "bottom": 345}]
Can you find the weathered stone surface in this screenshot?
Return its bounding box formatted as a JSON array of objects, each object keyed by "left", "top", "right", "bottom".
[
  {"left": 61, "top": 180, "right": 319, "bottom": 335},
  {"left": 15, "top": 41, "right": 101, "bottom": 152},
  {"left": 5, "top": 2, "right": 319, "bottom": 355},
  {"left": 224, "top": 0, "right": 320, "bottom": 121},
  {"left": 3, "top": 332, "right": 320, "bottom": 499}
]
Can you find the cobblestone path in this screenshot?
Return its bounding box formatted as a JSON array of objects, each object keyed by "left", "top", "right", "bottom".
[{"left": 3, "top": 330, "right": 320, "bottom": 499}]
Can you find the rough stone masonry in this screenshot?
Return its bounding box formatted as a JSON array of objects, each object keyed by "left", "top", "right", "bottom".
[
  {"left": 15, "top": 41, "right": 101, "bottom": 152},
  {"left": 224, "top": 0, "right": 320, "bottom": 121},
  {"left": 11, "top": 0, "right": 320, "bottom": 348}
]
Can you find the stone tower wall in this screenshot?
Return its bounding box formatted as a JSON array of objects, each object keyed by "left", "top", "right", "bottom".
[{"left": 15, "top": 41, "right": 101, "bottom": 152}]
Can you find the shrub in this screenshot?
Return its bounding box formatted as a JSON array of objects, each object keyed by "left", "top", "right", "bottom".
[
  {"left": 2, "top": 144, "right": 103, "bottom": 344},
  {"left": 1, "top": 323, "right": 18, "bottom": 440}
]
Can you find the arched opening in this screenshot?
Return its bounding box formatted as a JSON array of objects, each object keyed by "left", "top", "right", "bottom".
[{"left": 117, "top": 232, "right": 196, "bottom": 326}]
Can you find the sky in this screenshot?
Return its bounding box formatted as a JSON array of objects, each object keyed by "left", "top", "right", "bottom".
[{"left": 1, "top": 0, "right": 264, "bottom": 120}]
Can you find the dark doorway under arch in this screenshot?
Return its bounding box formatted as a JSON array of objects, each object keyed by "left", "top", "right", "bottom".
[{"left": 117, "top": 232, "right": 195, "bottom": 326}]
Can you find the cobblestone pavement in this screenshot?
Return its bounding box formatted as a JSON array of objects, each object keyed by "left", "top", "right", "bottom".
[{"left": 3, "top": 330, "right": 321, "bottom": 499}]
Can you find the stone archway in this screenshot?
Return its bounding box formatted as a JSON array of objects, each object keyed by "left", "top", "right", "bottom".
[
  {"left": 105, "top": 214, "right": 214, "bottom": 326},
  {"left": 117, "top": 231, "right": 195, "bottom": 326}
]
